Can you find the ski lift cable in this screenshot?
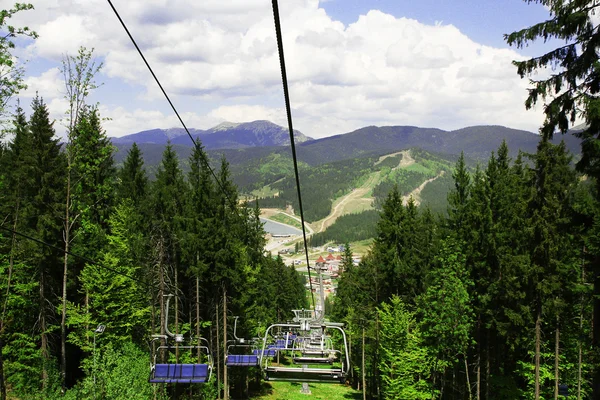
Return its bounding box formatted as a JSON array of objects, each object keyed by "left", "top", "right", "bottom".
[
  {"left": 271, "top": 0, "right": 316, "bottom": 312},
  {"left": 0, "top": 224, "right": 157, "bottom": 291},
  {"left": 107, "top": 0, "right": 316, "bottom": 312},
  {"left": 106, "top": 0, "right": 241, "bottom": 217}
]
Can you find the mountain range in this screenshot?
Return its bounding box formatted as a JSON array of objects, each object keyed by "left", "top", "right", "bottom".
[
  {"left": 111, "top": 120, "right": 312, "bottom": 149},
  {"left": 111, "top": 120, "right": 583, "bottom": 170}
]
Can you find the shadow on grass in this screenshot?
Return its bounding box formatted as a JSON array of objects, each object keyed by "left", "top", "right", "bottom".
[
  {"left": 343, "top": 391, "right": 363, "bottom": 399},
  {"left": 249, "top": 381, "right": 275, "bottom": 398}
]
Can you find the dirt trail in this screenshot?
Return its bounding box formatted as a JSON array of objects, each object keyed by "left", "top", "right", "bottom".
[
  {"left": 402, "top": 171, "right": 445, "bottom": 206},
  {"left": 261, "top": 149, "right": 439, "bottom": 240},
  {"left": 374, "top": 149, "right": 415, "bottom": 170},
  {"left": 397, "top": 150, "right": 415, "bottom": 168},
  {"left": 316, "top": 172, "right": 379, "bottom": 233}
]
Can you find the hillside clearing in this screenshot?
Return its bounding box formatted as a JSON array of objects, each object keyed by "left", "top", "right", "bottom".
[
  {"left": 402, "top": 170, "right": 445, "bottom": 206},
  {"left": 315, "top": 171, "right": 379, "bottom": 232}
]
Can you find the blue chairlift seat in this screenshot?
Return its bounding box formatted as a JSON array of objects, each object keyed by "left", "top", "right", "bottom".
[
  {"left": 254, "top": 348, "right": 277, "bottom": 357},
  {"left": 226, "top": 354, "right": 259, "bottom": 366},
  {"left": 149, "top": 363, "right": 210, "bottom": 384}
]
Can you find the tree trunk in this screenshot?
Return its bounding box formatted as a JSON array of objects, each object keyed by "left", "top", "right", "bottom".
[
  {"left": 362, "top": 325, "right": 366, "bottom": 400},
  {"left": 485, "top": 330, "right": 490, "bottom": 400},
  {"left": 158, "top": 239, "right": 166, "bottom": 363},
  {"left": 476, "top": 338, "right": 481, "bottom": 400},
  {"left": 554, "top": 315, "right": 559, "bottom": 400},
  {"left": 223, "top": 287, "right": 228, "bottom": 400},
  {"left": 61, "top": 171, "right": 72, "bottom": 394},
  {"left": 216, "top": 301, "right": 221, "bottom": 400},
  {"left": 0, "top": 337, "right": 5, "bottom": 400},
  {"left": 465, "top": 355, "right": 472, "bottom": 400},
  {"left": 196, "top": 276, "right": 201, "bottom": 363},
  {"left": 375, "top": 312, "right": 380, "bottom": 399},
  {"left": 40, "top": 264, "right": 49, "bottom": 390},
  {"left": 175, "top": 264, "right": 179, "bottom": 362},
  {"left": 535, "top": 308, "right": 541, "bottom": 400}
]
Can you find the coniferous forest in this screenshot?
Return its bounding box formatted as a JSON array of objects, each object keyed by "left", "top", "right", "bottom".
[
  {"left": 0, "top": 46, "right": 307, "bottom": 399},
  {"left": 4, "top": 1, "right": 600, "bottom": 399}
]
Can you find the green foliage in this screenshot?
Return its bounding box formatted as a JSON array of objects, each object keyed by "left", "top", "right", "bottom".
[
  {"left": 418, "top": 240, "right": 473, "bottom": 376},
  {"left": 378, "top": 296, "right": 435, "bottom": 399},
  {"left": 0, "top": 3, "right": 37, "bottom": 117},
  {"left": 117, "top": 142, "right": 148, "bottom": 205},
  {"left": 51, "top": 342, "right": 164, "bottom": 400}
]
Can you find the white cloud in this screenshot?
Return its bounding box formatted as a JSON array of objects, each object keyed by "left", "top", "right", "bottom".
[
  {"left": 9, "top": 0, "right": 547, "bottom": 139},
  {"left": 22, "top": 67, "right": 63, "bottom": 99}
]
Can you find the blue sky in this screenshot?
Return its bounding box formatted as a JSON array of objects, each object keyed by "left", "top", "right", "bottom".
[
  {"left": 7, "top": 0, "right": 559, "bottom": 139},
  {"left": 323, "top": 0, "right": 552, "bottom": 49}
]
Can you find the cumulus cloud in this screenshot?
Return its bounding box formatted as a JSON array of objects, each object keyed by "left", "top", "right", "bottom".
[
  {"left": 21, "top": 68, "right": 63, "bottom": 98},
  {"left": 9, "top": 0, "right": 546, "bottom": 138}
]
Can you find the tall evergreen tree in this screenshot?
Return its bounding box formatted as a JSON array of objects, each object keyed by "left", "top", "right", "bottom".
[
  {"left": 506, "top": 4, "right": 600, "bottom": 395},
  {"left": 447, "top": 151, "right": 471, "bottom": 236},
  {"left": 117, "top": 142, "right": 147, "bottom": 205},
  {"left": 149, "top": 143, "right": 187, "bottom": 348},
  {"left": 71, "top": 106, "right": 116, "bottom": 258},
  {"left": 27, "top": 95, "right": 65, "bottom": 391},
  {"left": 526, "top": 139, "right": 578, "bottom": 398}
]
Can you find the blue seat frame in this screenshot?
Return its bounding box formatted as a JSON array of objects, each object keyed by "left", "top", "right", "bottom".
[
  {"left": 226, "top": 355, "right": 259, "bottom": 366},
  {"left": 149, "top": 363, "right": 210, "bottom": 383}
]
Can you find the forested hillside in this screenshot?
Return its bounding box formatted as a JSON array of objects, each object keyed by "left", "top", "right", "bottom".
[
  {"left": 336, "top": 140, "right": 595, "bottom": 398},
  {"left": 5, "top": 1, "right": 600, "bottom": 399},
  {"left": 0, "top": 50, "right": 306, "bottom": 399}
]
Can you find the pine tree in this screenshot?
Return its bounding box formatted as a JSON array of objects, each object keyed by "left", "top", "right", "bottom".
[
  {"left": 117, "top": 142, "right": 148, "bottom": 205},
  {"left": 71, "top": 106, "right": 116, "bottom": 258},
  {"left": 526, "top": 138, "right": 578, "bottom": 399},
  {"left": 0, "top": 104, "right": 34, "bottom": 398},
  {"left": 27, "top": 95, "right": 66, "bottom": 391},
  {"left": 418, "top": 240, "right": 473, "bottom": 397},
  {"left": 149, "top": 143, "right": 187, "bottom": 350},
  {"left": 448, "top": 151, "right": 471, "bottom": 235},
  {"left": 506, "top": 6, "right": 600, "bottom": 395}
]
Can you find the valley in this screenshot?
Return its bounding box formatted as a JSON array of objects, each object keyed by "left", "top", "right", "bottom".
[{"left": 261, "top": 149, "right": 446, "bottom": 258}]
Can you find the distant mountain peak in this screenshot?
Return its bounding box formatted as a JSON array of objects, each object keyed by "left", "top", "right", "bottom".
[
  {"left": 210, "top": 121, "right": 241, "bottom": 132},
  {"left": 164, "top": 127, "right": 188, "bottom": 140},
  {"left": 111, "top": 120, "right": 313, "bottom": 149}
]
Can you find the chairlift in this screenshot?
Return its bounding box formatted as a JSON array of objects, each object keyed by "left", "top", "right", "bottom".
[
  {"left": 292, "top": 333, "right": 336, "bottom": 364},
  {"left": 226, "top": 317, "right": 260, "bottom": 367},
  {"left": 258, "top": 310, "right": 350, "bottom": 383},
  {"left": 149, "top": 294, "right": 213, "bottom": 384}
]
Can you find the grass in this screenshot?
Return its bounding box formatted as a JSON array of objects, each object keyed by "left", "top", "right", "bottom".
[
  {"left": 270, "top": 213, "right": 303, "bottom": 230},
  {"left": 250, "top": 381, "right": 362, "bottom": 399},
  {"left": 347, "top": 239, "right": 374, "bottom": 255},
  {"left": 252, "top": 185, "right": 279, "bottom": 198},
  {"left": 403, "top": 162, "right": 436, "bottom": 175}
]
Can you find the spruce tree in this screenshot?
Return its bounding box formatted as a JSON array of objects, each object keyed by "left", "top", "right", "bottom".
[
  {"left": 448, "top": 151, "right": 471, "bottom": 235},
  {"left": 117, "top": 142, "right": 147, "bottom": 205},
  {"left": 28, "top": 95, "right": 66, "bottom": 390},
  {"left": 506, "top": 5, "right": 600, "bottom": 395},
  {"left": 149, "top": 143, "right": 187, "bottom": 347},
  {"left": 526, "top": 138, "right": 578, "bottom": 398}
]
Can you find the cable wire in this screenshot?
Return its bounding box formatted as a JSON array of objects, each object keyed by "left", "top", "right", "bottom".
[
  {"left": 107, "top": 0, "right": 316, "bottom": 314},
  {"left": 106, "top": 0, "right": 238, "bottom": 214},
  {"left": 271, "top": 0, "right": 316, "bottom": 312},
  {"left": 0, "top": 224, "right": 156, "bottom": 291}
]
